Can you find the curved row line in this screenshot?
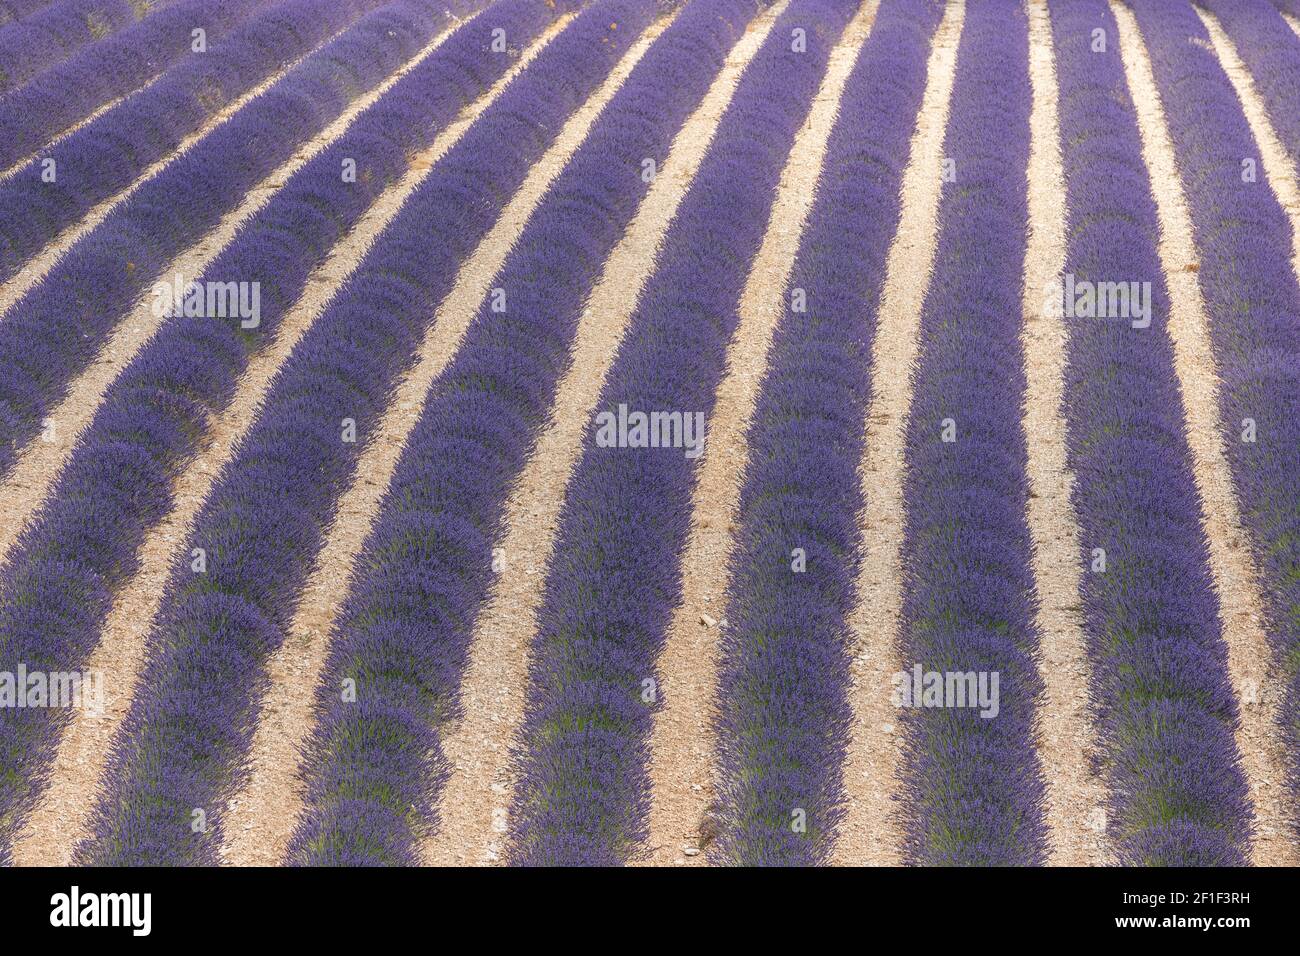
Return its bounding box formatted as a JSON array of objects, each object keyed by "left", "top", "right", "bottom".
[
  {"left": 0, "top": 0, "right": 490, "bottom": 865},
  {"left": 1198, "top": 0, "right": 1300, "bottom": 178},
  {"left": 505, "top": 0, "right": 863, "bottom": 866},
  {"left": 0, "top": 4, "right": 484, "bottom": 572},
  {"left": 709, "top": 0, "right": 944, "bottom": 867},
  {"left": 226, "top": 0, "right": 685, "bottom": 866},
  {"left": 894, "top": 0, "right": 1045, "bottom": 866},
  {"left": 0, "top": 0, "right": 274, "bottom": 174},
  {"left": 423, "top": 0, "right": 794, "bottom": 867},
  {"left": 3, "top": 0, "right": 581, "bottom": 867},
  {"left": 1124, "top": 0, "right": 1300, "bottom": 859},
  {"left": 283, "top": 0, "right": 780, "bottom": 866},
  {"left": 640, "top": 0, "right": 880, "bottom": 864},
  {"left": 1019, "top": 0, "right": 1106, "bottom": 866},
  {"left": 3, "top": 0, "right": 1296, "bottom": 868},
  {"left": 1053, "top": 0, "right": 1250, "bottom": 866},
  {"left": 0, "top": 0, "right": 462, "bottom": 480},
  {"left": 0, "top": 0, "right": 158, "bottom": 94},
  {"left": 74, "top": 0, "right": 659, "bottom": 867},
  {"left": 834, "top": 0, "right": 962, "bottom": 866},
  {"left": 0, "top": 0, "right": 376, "bottom": 289}
]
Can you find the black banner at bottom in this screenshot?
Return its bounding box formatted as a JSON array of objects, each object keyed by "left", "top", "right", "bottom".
[{"left": 0, "top": 864, "right": 1285, "bottom": 942}]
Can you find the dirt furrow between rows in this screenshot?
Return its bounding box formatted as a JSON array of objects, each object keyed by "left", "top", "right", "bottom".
[
  {"left": 641, "top": 0, "right": 881, "bottom": 867},
  {"left": 832, "top": 0, "right": 965, "bottom": 867},
  {"left": 424, "top": 0, "right": 794, "bottom": 868},
  {"left": 1113, "top": 0, "right": 1296, "bottom": 867}
]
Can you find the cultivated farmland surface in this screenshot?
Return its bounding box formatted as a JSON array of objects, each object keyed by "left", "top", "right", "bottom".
[{"left": 0, "top": 0, "right": 1298, "bottom": 867}]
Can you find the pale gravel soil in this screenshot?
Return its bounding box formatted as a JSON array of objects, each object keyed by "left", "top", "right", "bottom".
[
  {"left": 832, "top": 0, "right": 964, "bottom": 867},
  {"left": 640, "top": 0, "right": 881, "bottom": 867},
  {"left": 6, "top": 16, "right": 481, "bottom": 867},
  {"left": 424, "top": 0, "right": 792, "bottom": 867},
  {"left": 1286, "top": 12, "right": 1300, "bottom": 40},
  {"left": 1196, "top": 7, "right": 1300, "bottom": 286},
  {"left": 218, "top": 9, "right": 668, "bottom": 866},
  {"left": 1021, "top": 0, "right": 1109, "bottom": 867},
  {"left": 1113, "top": 0, "right": 1298, "bottom": 867}
]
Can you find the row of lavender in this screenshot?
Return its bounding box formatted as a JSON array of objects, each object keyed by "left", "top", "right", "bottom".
[
  {"left": 0, "top": 0, "right": 504, "bottom": 864},
  {"left": 0, "top": 0, "right": 156, "bottom": 93},
  {"left": 1129, "top": 0, "right": 1300, "bottom": 853},
  {"left": 1052, "top": 0, "right": 1248, "bottom": 865},
  {"left": 0, "top": 0, "right": 273, "bottom": 173},
  {"left": 0, "top": 0, "right": 441, "bottom": 478},
  {"left": 75, "top": 0, "right": 658, "bottom": 866},
  {"left": 709, "top": 0, "right": 944, "bottom": 865},
  {"left": 287, "top": 0, "right": 770, "bottom": 866},
  {"left": 0, "top": 0, "right": 359, "bottom": 283},
  {"left": 892, "top": 0, "right": 1045, "bottom": 865},
  {"left": 1201, "top": 0, "right": 1300, "bottom": 175},
  {"left": 506, "top": 0, "right": 860, "bottom": 866}
]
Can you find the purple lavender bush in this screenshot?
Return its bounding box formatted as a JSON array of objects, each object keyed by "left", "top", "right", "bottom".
[
  {"left": 286, "top": 0, "right": 767, "bottom": 867},
  {"left": 710, "top": 0, "right": 945, "bottom": 867},
  {"left": 0, "top": 0, "right": 462, "bottom": 482},
  {"left": 894, "top": 0, "right": 1046, "bottom": 865},
  {"left": 0, "top": 0, "right": 274, "bottom": 171},
  {"left": 0, "top": 0, "right": 386, "bottom": 282},
  {"left": 505, "top": 0, "right": 859, "bottom": 867},
  {"left": 0, "top": 0, "right": 156, "bottom": 93},
  {"left": 0, "top": 0, "right": 563, "bottom": 867},
  {"left": 0, "top": 0, "right": 61, "bottom": 25},
  {"left": 1199, "top": 0, "right": 1300, "bottom": 175},
  {"left": 1051, "top": 0, "right": 1250, "bottom": 866},
  {"left": 72, "top": 0, "right": 659, "bottom": 867},
  {"left": 1129, "top": 0, "right": 1300, "bottom": 850}
]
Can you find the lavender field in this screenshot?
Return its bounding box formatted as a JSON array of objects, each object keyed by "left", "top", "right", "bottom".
[{"left": 0, "top": 0, "right": 1297, "bottom": 868}]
